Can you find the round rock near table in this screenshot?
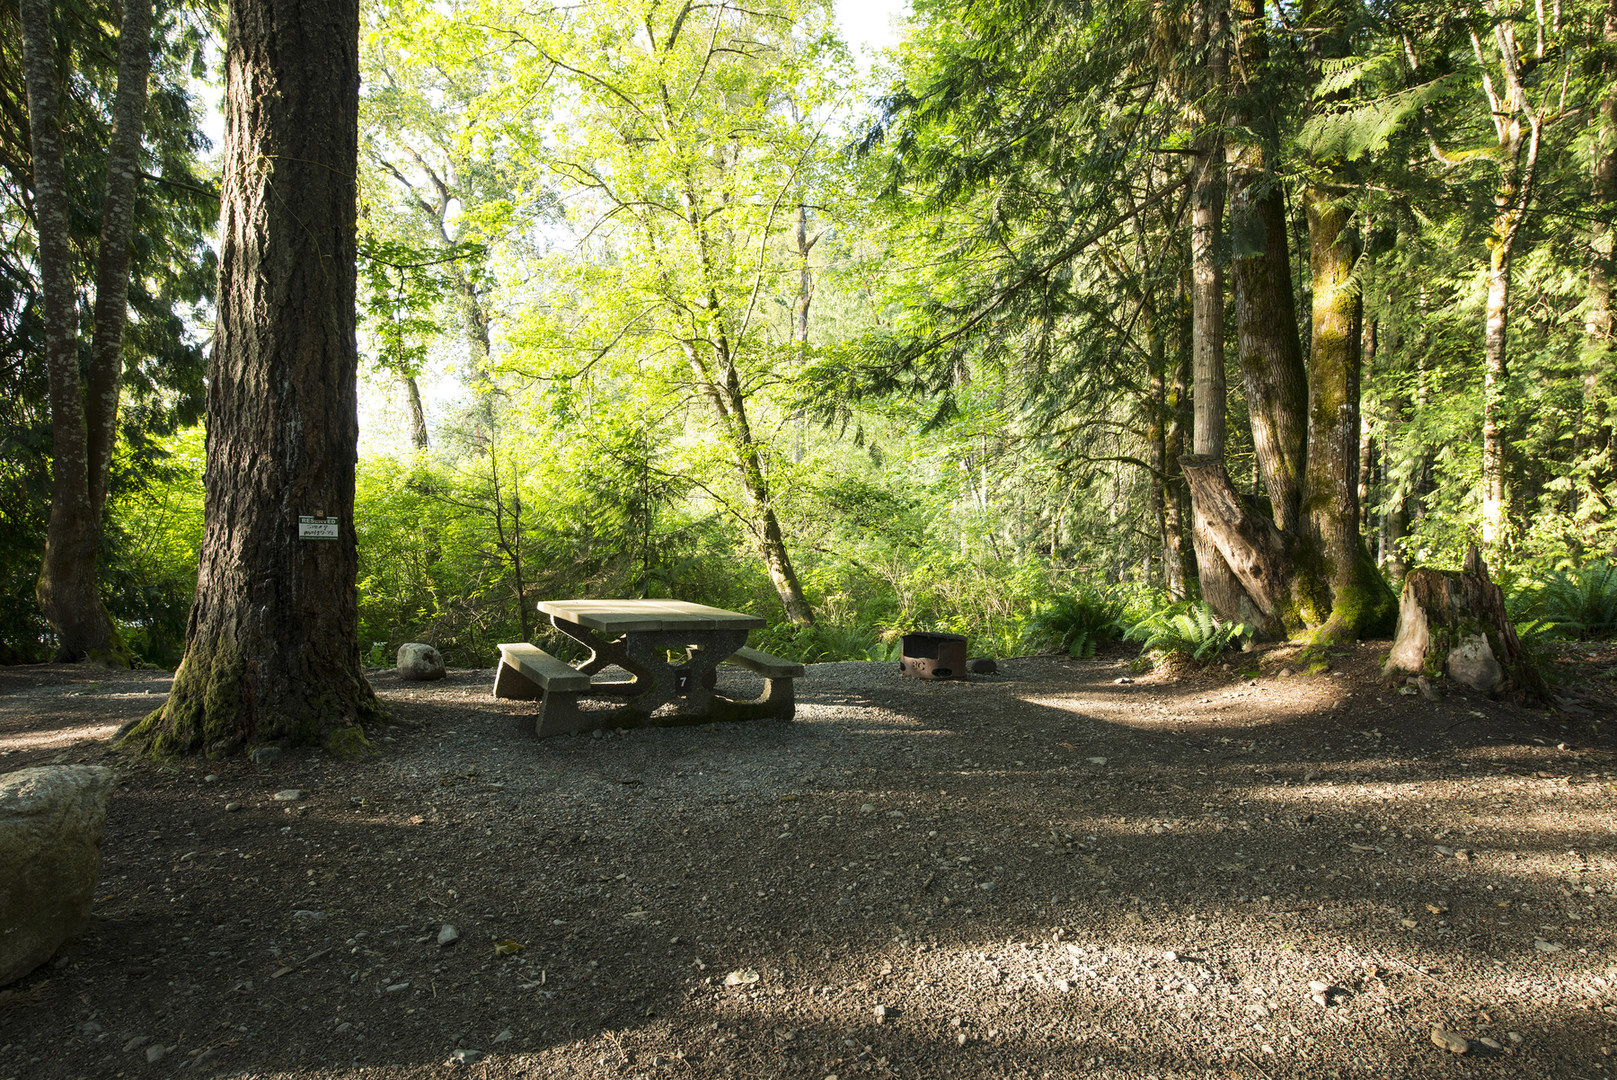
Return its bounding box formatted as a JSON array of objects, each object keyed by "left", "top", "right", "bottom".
[
  {"left": 0, "top": 765, "right": 117, "bottom": 987},
  {"left": 397, "top": 643, "right": 447, "bottom": 681}
]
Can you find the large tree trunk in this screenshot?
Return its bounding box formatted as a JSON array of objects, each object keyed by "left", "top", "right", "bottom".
[
  {"left": 1185, "top": 0, "right": 1246, "bottom": 617},
  {"left": 1225, "top": 0, "right": 1309, "bottom": 534},
  {"left": 1181, "top": 456, "right": 1289, "bottom": 636},
  {"left": 1303, "top": 189, "right": 1396, "bottom": 640},
  {"left": 22, "top": 0, "right": 151, "bottom": 665},
  {"left": 1579, "top": 0, "right": 1617, "bottom": 514},
  {"left": 125, "top": 0, "right": 382, "bottom": 757}
]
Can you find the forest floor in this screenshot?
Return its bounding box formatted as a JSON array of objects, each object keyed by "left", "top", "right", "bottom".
[{"left": 0, "top": 640, "right": 1615, "bottom": 1080}]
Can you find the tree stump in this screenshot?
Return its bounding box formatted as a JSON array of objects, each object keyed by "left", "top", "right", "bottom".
[{"left": 1383, "top": 546, "right": 1549, "bottom": 702}]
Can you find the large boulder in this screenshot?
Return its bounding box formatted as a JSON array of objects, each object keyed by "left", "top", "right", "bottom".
[
  {"left": 0, "top": 765, "right": 117, "bottom": 986},
  {"left": 397, "top": 642, "right": 447, "bottom": 681}
]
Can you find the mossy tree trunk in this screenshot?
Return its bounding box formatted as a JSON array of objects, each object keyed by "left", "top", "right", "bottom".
[
  {"left": 124, "top": 0, "right": 383, "bottom": 757},
  {"left": 1302, "top": 188, "right": 1396, "bottom": 641},
  {"left": 1177, "top": 0, "right": 1396, "bottom": 643}
]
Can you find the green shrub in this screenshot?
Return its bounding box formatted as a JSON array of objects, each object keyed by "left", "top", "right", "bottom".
[
  {"left": 1025, "top": 588, "right": 1129, "bottom": 658},
  {"left": 750, "top": 622, "right": 887, "bottom": 663},
  {"left": 1126, "top": 602, "right": 1251, "bottom": 664},
  {"left": 1511, "top": 561, "right": 1617, "bottom": 639}
]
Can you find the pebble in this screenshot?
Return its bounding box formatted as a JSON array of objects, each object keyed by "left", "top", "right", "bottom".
[
  {"left": 225, "top": 801, "right": 243, "bottom": 812},
  {"left": 1113, "top": 677, "right": 1132, "bottom": 685},
  {"left": 250, "top": 746, "right": 283, "bottom": 765},
  {"left": 1534, "top": 939, "right": 1563, "bottom": 952},
  {"left": 1478, "top": 1037, "right": 1503, "bottom": 1050},
  {"left": 438, "top": 924, "right": 460, "bottom": 946},
  {"left": 1507, "top": 1032, "right": 1523, "bottom": 1044},
  {"left": 335, "top": 1023, "right": 353, "bottom": 1035},
  {"left": 1278, "top": 667, "right": 1295, "bottom": 677},
  {"left": 1431, "top": 1027, "right": 1469, "bottom": 1054},
  {"left": 123, "top": 1036, "right": 152, "bottom": 1053},
  {"left": 146, "top": 1044, "right": 168, "bottom": 1064},
  {"left": 204, "top": 774, "right": 219, "bottom": 782},
  {"left": 1086, "top": 757, "right": 1107, "bottom": 766},
  {"left": 873, "top": 1005, "right": 887, "bottom": 1024},
  {"left": 492, "top": 1029, "right": 513, "bottom": 1044},
  {"left": 450, "top": 1049, "right": 483, "bottom": 1065},
  {"left": 860, "top": 804, "right": 875, "bottom": 814},
  {"left": 386, "top": 982, "right": 410, "bottom": 993},
  {"left": 272, "top": 789, "right": 303, "bottom": 802}
]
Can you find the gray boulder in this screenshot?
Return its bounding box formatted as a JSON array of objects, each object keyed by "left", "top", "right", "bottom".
[
  {"left": 0, "top": 765, "right": 117, "bottom": 986},
  {"left": 397, "top": 643, "right": 446, "bottom": 681}
]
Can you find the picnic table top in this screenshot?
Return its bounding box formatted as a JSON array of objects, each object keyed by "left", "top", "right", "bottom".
[{"left": 536, "top": 598, "right": 765, "bottom": 635}]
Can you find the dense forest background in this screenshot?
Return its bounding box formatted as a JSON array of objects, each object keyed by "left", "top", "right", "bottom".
[{"left": 3, "top": 0, "right": 1615, "bottom": 670}]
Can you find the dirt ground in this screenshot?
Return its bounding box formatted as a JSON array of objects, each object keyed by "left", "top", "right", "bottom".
[{"left": 0, "top": 640, "right": 1615, "bottom": 1080}]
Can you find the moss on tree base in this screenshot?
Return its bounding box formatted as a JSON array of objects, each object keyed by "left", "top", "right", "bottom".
[{"left": 121, "top": 635, "right": 387, "bottom": 760}]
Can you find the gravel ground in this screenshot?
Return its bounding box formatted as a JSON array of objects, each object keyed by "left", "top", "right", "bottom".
[{"left": 0, "top": 641, "right": 1614, "bottom": 1080}]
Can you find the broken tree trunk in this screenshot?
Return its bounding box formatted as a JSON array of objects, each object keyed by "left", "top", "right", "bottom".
[
  {"left": 1383, "top": 546, "right": 1549, "bottom": 703},
  {"left": 1180, "top": 455, "right": 1290, "bottom": 639}
]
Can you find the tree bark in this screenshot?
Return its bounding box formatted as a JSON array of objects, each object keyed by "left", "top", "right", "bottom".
[
  {"left": 125, "top": 0, "right": 383, "bottom": 756},
  {"left": 1185, "top": 0, "right": 1268, "bottom": 623},
  {"left": 1579, "top": 0, "right": 1617, "bottom": 504},
  {"left": 1181, "top": 456, "right": 1289, "bottom": 636},
  {"left": 1480, "top": 234, "right": 1512, "bottom": 548},
  {"left": 405, "top": 375, "right": 430, "bottom": 449},
  {"left": 682, "top": 337, "right": 815, "bottom": 626},
  {"left": 22, "top": 0, "right": 150, "bottom": 665},
  {"left": 1189, "top": 139, "right": 1226, "bottom": 463},
  {"left": 1471, "top": 12, "right": 1543, "bottom": 552},
  {"left": 1383, "top": 546, "right": 1550, "bottom": 703},
  {"left": 1225, "top": 0, "right": 1308, "bottom": 534},
  {"left": 1163, "top": 296, "right": 1192, "bottom": 599},
  {"left": 1303, "top": 189, "right": 1395, "bottom": 640}
]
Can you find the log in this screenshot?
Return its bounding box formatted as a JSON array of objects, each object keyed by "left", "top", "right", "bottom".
[{"left": 1383, "top": 546, "right": 1549, "bottom": 702}]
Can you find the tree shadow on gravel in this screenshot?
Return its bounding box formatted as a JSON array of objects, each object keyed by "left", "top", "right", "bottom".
[{"left": 1, "top": 656, "right": 1613, "bottom": 1079}]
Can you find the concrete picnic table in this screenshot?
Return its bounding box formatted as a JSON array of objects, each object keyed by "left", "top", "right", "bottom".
[{"left": 493, "top": 599, "right": 804, "bottom": 736}]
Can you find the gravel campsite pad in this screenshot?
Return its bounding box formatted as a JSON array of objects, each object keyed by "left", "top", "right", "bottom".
[{"left": 1, "top": 644, "right": 1615, "bottom": 1079}]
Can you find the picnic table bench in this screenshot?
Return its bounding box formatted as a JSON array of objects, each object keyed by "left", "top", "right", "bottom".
[{"left": 493, "top": 600, "right": 804, "bottom": 737}]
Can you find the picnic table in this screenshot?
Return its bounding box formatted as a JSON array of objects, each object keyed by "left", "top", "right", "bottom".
[{"left": 492, "top": 599, "right": 805, "bottom": 737}]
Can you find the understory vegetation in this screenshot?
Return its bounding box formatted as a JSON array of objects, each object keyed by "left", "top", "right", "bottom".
[{"left": 4, "top": 0, "right": 1616, "bottom": 671}]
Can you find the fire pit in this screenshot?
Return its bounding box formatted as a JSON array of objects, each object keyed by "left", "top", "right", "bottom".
[{"left": 899, "top": 631, "right": 968, "bottom": 680}]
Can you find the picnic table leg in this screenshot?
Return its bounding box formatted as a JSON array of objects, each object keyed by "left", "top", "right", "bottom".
[
  {"left": 535, "top": 689, "right": 590, "bottom": 737},
  {"left": 550, "top": 618, "right": 650, "bottom": 695}
]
